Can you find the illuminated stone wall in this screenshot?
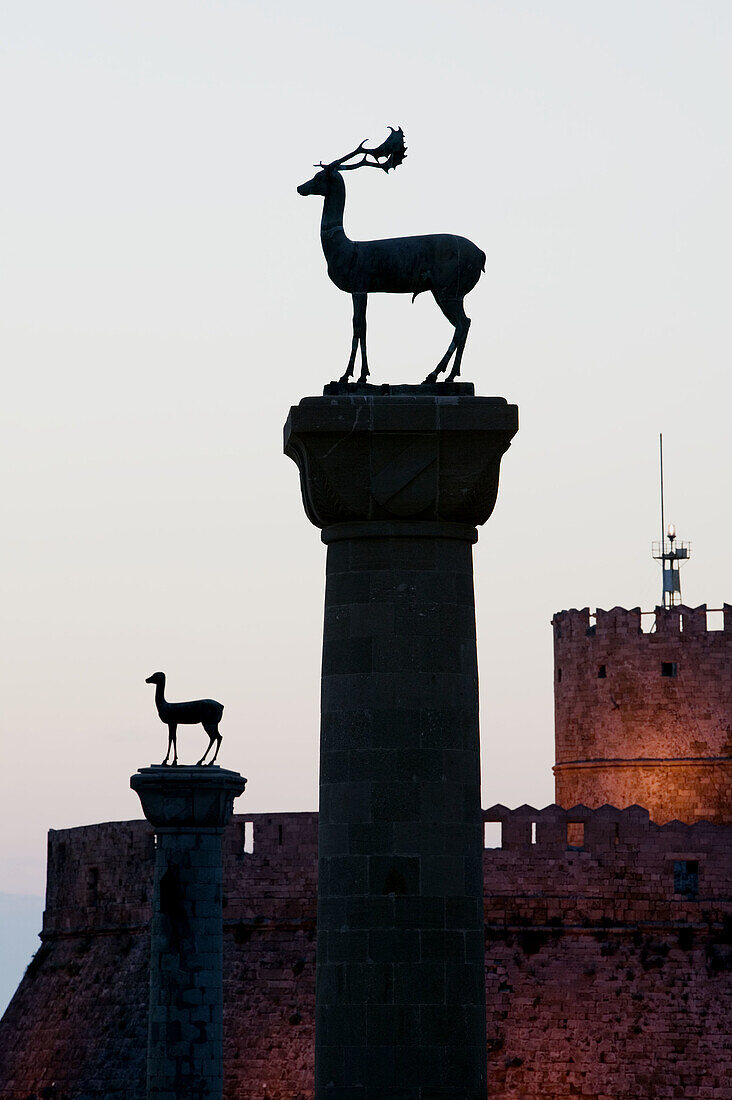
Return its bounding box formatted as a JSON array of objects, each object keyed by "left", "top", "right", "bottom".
[
  {"left": 553, "top": 604, "right": 732, "bottom": 823},
  {"left": 1, "top": 807, "right": 730, "bottom": 1099}
]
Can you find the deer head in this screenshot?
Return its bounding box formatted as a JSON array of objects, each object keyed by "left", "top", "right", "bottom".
[{"left": 297, "top": 127, "right": 407, "bottom": 196}]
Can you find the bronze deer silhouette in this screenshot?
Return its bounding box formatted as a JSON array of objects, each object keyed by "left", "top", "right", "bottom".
[
  {"left": 145, "top": 672, "right": 223, "bottom": 766},
  {"left": 297, "top": 127, "right": 485, "bottom": 384}
]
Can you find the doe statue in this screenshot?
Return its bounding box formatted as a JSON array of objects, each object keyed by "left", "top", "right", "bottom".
[
  {"left": 145, "top": 671, "right": 224, "bottom": 766},
  {"left": 297, "top": 126, "right": 485, "bottom": 385}
]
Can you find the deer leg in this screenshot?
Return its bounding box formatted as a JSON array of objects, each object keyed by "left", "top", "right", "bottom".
[
  {"left": 163, "top": 724, "right": 177, "bottom": 766},
  {"left": 445, "top": 303, "right": 471, "bottom": 382},
  {"left": 196, "top": 735, "right": 215, "bottom": 766},
  {"left": 424, "top": 294, "right": 460, "bottom": 383},
  {"left": 198, "top": 721, "right": 221, "bottom": 766},
  {"left": 354, "top": 294, "right": 369, "bottom": 383},
  {"left": 341, "top": 294, "right": 367, "bottom": 385}
]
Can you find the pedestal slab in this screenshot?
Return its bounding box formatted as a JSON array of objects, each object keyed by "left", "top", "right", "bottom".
[
  {"left": 131, "top": 765, "right": 246, "bottom": 1100},
  {"left": 285, "top": 385, "right": 518, "bottom": 1100}
]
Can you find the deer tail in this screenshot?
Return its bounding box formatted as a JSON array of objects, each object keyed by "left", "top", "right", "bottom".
[
  {"left": 481, "top": 251, "right": 486, "bottom": 272},
  {"left": 412, "top": 289, "right": 425, "bottom": 303}
]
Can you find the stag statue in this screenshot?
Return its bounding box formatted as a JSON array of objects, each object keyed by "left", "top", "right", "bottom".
[{"left": 297, "top": 127, "right": 485, "bottom": 385}]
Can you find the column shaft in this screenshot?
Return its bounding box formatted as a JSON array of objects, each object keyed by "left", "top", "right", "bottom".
[
  {"left": 149, "top": 828, "right": 224, "bottom": 1100},
  {"left": 316, "top": 528, "right": 486, "bottom": 1099},
  {"left": 130, "top": 765, "right": 246, "bottom": 1100}
]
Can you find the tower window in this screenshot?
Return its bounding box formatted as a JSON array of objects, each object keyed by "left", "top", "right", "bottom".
[
  {"left": 567, "top": 822, "right": 585, "bottom": 848},
  {"left": 597, "top": 664, "right": 607, "bottom": 679},
  {"left": 557, "top": 667, "right": 562, "bottom": 682},
  {"left": 674, "top": 860, "right": 699, "bottom": 899},
  {"left": 661, "top": 662, "right": 677, "bottom": 678}
]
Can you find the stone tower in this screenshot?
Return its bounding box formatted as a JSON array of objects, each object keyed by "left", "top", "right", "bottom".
[{"left": 553, "top": 603, "right": 732, "bottom": 824}]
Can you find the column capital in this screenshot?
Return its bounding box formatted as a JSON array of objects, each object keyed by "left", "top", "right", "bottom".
[
  {"left": 130, "top": 765, "right": 246, "bottom": 830},
  {"left": 284, "top": 384, "right": 518, "bottom": 529}
]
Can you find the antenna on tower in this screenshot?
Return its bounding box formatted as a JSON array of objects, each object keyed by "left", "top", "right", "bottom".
[{"left": 652, "top": 433, "right": 690, "bottom": 609}]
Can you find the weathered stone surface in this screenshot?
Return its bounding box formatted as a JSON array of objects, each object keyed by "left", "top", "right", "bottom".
[
  {"left": 285, "top": 390, "right": 518, "bottom": 1099},
  {"left": 553, "top": 605, "right": 732, "bottom": 823}
]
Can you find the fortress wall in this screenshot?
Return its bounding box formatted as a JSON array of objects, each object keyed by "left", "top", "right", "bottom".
[
  {"left": 553, "top": 605, "right": 732, "bottom": 823},
  {"left": 0, "top": 813, "right": 319, "bottom": 1100},
  {"left": 1, "top": 808, "right": 731, "bottom": 1099},
  {"left": 44, "top": 819, "right": 155, "bottom": 933},
  {"left": 481, "top": 804, "right": 732, "bottom": 1099}
]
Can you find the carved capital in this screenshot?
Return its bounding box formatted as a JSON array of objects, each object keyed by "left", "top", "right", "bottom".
[
  {"left": 130, "top": 765, "right": 246, "bottom": 830},
  {"left": 284, "top": 385, "right": 518, "bottom": 529}
]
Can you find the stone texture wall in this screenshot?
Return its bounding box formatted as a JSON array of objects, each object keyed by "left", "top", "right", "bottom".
[
  {"left": 2, "top": 807, "right": 731, "bottom": 1100},
  {"left": 482, "top": 803, "right": 732, "bottom": 1099},
  {"left": 553, "top": 604, "right": 732, "bottom": 823}
]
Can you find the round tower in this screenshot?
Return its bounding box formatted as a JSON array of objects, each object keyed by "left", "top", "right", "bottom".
[{"left": 552, "top": 603, "right": 732, "bottom": 824}]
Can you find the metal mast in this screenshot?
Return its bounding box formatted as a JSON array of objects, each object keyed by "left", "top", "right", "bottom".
[{"left": 652, "top": 433, "right": 690, "bottom": 609}]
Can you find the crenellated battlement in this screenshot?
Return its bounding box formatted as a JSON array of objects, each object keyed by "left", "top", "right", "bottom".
[
  {"left": 554, "top": 603, "right": 732, "bottom": 639},
  {"left": 481, "top": 804, "right": 732, "bottom": 935},
  {"left": 40, "top": 805, "right": 732, "bottom": 940},
  {"left": 483, "top": 801, "right": 730, "bottom": 859}
]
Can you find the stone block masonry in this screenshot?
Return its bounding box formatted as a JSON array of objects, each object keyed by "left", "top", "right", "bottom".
[
  {"left": 285, "top": 385, "right": 518, "bottom": 1100},
  {"left": 553, "top": 604, "right": 732, "bottom": 823},
  {"left": 130, "top": 764, "right": 246, "bottom": 1100},
  {"left": 0, "top": 807, "right": 730, "bottom": 1099}
]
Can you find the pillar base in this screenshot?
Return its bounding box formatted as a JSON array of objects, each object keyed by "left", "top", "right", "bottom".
[
  {"left": 131, "top": 765, "right": 246, "bottom": 829},
  {"left": 284, "top": 389, "right": 518, "bottom": 529}
]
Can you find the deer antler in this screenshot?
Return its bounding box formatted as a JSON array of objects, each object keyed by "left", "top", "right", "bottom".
[
  {"left": 327, "top": 127, "right": 407, "bottom": 174},
  {"left": 324, "top": 140, "right": 369, "bottom": 169},
  {"left": 362, "top": 127, "right": 407, "bottom": 170}
]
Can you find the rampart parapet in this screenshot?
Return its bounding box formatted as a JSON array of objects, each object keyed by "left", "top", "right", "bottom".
[{"left": 554, "top": 603, "right": 732, "bottom": 640}]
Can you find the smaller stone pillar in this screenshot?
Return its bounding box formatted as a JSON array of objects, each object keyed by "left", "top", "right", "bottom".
[{"left": 131, "top": 765, "right": 246, "bottom": 1100}]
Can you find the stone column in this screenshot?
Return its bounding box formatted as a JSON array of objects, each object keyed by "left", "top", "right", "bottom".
[
  {"left": 284, "top": 383, "right": 518, "bottom": 1100},
  {"left": 130, "top": 765, "right": 246, "bottom": 1100}
]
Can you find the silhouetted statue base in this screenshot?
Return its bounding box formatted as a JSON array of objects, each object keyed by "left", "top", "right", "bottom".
[{"left": 323, "top": 380, "right": 475, "bottom": 396}]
